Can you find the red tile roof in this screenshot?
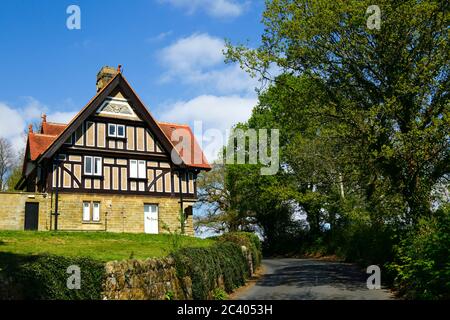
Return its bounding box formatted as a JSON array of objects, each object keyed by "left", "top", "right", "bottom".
[
  {"left": 41, "top": 122, "right": 67, "bottom": 136},
  {"left": 159, "top": 122, "right": 211, "bottom": 170},
  {"left": 29, "top": 133, "right": 58, "bottom": 161}
]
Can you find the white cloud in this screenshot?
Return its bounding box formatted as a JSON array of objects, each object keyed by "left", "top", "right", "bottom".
[
  {"left": 146, "top": 31, "right": 173, "bottom": 43},
  {"left": 48, "top": 111, "right": 77, "bottom": 124},
  {"left": 0, "top": 98, "right": 77, "bottom": 154},
  {"left": 159, "top": 33, "right": 224, "bottom": 75},
  {"left": 158, "top": 33, "right": 258, "bottom": 95},
  {"left": 0, "top": 103, "right": 26, "bottom": 143},
  {"left": 159, "top": 95, "right": 257, "bottom": 161},
  {"left": 160, "top": 0, "right": 248, "bottom": 18}
]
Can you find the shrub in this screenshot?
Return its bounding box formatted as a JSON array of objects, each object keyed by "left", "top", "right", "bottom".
[
  {"left": 335, "top": 222, "right": 397, "bottom": 266},
  {"left": 171, "top": 242, "right": 249, "bottom": 300},
  {"left": 387, "top": 206, "right": 450, "bottom": 300},
  {"left": 216, "top": 232, "right": 262, "bottom": 268},
  {"left": 0, "top": 253, "right": 105, "bottom": 300},
  {"left": 212, "top": 288, "right": 228, "bottom": 300}
]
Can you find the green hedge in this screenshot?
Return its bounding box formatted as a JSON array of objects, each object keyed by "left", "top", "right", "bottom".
[
  {"left": 171, "top": 242, "right": 248, "bottom": 299},
  {"left": 216, "top": 232, "right": 262, "bottom": 268},
  {"left": 0, "top": 253, "right": 104, "bottom": 300},
  {"left": 171, "top": 232, "right": 262, "bottom": 300}
]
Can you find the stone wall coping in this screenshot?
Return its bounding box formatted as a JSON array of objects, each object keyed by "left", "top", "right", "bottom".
[{"left": 0, "top": 192, "right": 48, "bottom": 196}]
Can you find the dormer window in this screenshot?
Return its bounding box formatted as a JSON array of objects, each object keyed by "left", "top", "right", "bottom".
[{"left": 108, "top": 124, "right": 125, "bottom": 138}]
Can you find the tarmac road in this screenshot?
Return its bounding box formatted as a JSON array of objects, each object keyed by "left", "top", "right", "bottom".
[{"left": 235, "top": 258, "right": 394, "bottom": 300}]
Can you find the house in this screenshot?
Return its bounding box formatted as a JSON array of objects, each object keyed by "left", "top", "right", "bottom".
[{"left": 7, "top": 66, "right": 210, "bottom": 235}]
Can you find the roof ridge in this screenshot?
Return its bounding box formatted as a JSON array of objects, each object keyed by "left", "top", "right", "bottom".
[
  {"left": 158, "top": 121, "right": 190, "bottom": 127},
  {"left": 45, "top": 122, "right": 67, "bottom": 126},
  {"left": 30, "top": 133, "right": 59, "bottom": 137}
]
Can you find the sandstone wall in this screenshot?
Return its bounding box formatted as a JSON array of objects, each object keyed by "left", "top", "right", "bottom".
[
  {"left": 0, "top": 193, "right": 49, "bottom": 231},
  {"left": 0, "top": 192, "right": 193, "bottom": 235},
  {"left": 103, "top": 257, "right": 193, "bottom": 300},
  {"left": 102, "top": 245, "right": 256, "bottom": 300},
  {"left": 55, "top": 193, "right": 193, "bottom": 235}
]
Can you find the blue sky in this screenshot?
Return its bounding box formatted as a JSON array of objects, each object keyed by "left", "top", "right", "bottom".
[{"left": 0, "top": 0, "right": 265, "bottom": 159}]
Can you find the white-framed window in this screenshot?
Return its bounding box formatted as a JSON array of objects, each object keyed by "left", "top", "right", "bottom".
[
  {"left": 130, "top": 159, "right": 146, "bottom": 179},
  {"left": 108, "top": 123, "right": 116, "bottom": 137},
  {"left": 83, "top": 201, "right": 101, "bottom": 222},
  {"left": 84, "top": 156, "right": 102, "bottom": 176},
  {"left": 138, "top": 160, "right": 146, "bottom": 179},
  {"left": 108, "top": 124, "right": 126, "bottom": 138},
  {"left": 83, "top": 202, "right": 91, "bottom": 221},
  {"left": 93, "top": 202, "right": 100, "bottom": 222},
  {"left": 117, "top": 125, "right": 125, "bottom": 138}
]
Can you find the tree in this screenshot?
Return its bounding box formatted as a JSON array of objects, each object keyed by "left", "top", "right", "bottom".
[
  {"left": 0, "top": 138, "right": 14, "bottom": 191},
  {"left": 6, "top": 150, "right": 24, "bottom": 191},
  {"left": 195, "top": 162, "right": 252, "bottom": 233},
  {"left": 227, "top": 0, "right": 450, "bottom": 223}
]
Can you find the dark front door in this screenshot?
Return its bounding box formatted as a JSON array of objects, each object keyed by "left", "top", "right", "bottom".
[{"left": 24, "top": 202, "right": 39, "bottom": 231}]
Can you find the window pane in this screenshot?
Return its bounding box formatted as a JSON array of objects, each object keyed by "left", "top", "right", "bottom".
[
  {"left": 138, "top": 160, "right": 146, "bottom": 179},
  {"left": 93, "top": 203, "right": 100, "bottom": 221},
  {"left": 130, "top": 160, "right": 138, "bottom": 178},
  {"left": 117, "top": 125, "right": 125, "bottom": 138},
  {"left": 83, "top": 202, "right": 90, "bottom": 221},
  {"left": 85, "top": 157, "right": 92, "bottom": 174},
  {"left": 108, "top": 124, "right": 116, "bottom": 136},
  {"left": 94, "top": 157, "right": 102, "bottom": 175}
]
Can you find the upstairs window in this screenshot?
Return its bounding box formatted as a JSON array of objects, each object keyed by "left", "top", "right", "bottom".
[
  {"left": 117, "top": 125, "right": 125, "bottom": 138},
  {"left": 108, "top": 123, "right": 116, "bottom": 137},
  {"left": 130, "top": 160, "right": 146, "bottom": 179},
  {"left": 108, "top": 124, "right": 126, "bottom": 138},
  {"left": 84, "top": 156, "right": 102, "bottom": 176}
]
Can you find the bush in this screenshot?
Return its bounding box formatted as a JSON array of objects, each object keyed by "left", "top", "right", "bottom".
[
  {"left": 216, "top": 232, "right": 262, "bottom": 268},
  {"left": 0, "top": 253, "right": 105, "bottom": 300},
  {"left": 335, "top": 223, "right": 397, "bottom": 266},
  {"left": 171, "top": 242, "right": 249, "bottom": 300},
  {"left": 387, "top": 206, "right": 450, "bottom": 300},
  {"left": 212, "top": 288, "right": 228, "bottom": 300}
]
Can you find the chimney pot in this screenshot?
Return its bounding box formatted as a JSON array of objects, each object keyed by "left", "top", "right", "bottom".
[
  {"left": 42, "top": 113, "right": 47, "bottom": 123},
  {"left": 28, "top": 124, "right": 33, "bottom": 133},
  {"left": 96, "top": 66, "right": 119, "bottom": 92}
]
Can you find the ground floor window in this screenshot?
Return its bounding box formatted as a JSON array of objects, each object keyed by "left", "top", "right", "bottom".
[{"left": 82, "top": 201, "right": 101, "bottom": 222}]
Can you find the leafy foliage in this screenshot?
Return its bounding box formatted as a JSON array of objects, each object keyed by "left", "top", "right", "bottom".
[
  {"left": 212, "top": 288, "right": 228, "bottom": 300},
  {"left": 217, "top": 232, "right": 263, "bottom": 268},
  {"left": 171, "top": 232, "right": 262, "bottom": 300},
  {"left": 0, "top": 253, "right": 105, "bottom": 300},
  {"left": 171, "top": 243, "right": 247, "bottom": 299},
  {"left": 387, "top": 206, "right": 450, "bottom": 300}
]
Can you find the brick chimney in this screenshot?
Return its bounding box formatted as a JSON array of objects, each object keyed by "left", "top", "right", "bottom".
[{"left": 96, "top": 66, "right": 119, "bottom": 92}]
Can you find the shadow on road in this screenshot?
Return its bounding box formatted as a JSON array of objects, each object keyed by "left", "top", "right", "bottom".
[
  {"left": 259, "top": 260, "right": 368, "bottom": 291},
  {"left": 236, "top": 259, "right": 394, "bottom": 300}
]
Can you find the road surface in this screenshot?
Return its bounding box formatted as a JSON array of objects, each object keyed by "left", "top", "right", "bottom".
[{"left": 235, "top": 258, "right": 394, "bottom": 300}]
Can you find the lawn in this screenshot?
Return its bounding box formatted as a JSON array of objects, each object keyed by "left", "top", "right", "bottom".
[{"left": 0, "top": 231, "right": 214, "bottom": 262}]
